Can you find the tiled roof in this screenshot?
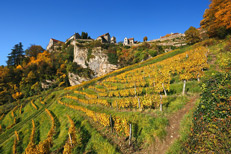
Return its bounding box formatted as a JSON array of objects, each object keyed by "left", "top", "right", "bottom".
[
  {"left": 99, "top": 33, "right": 109, "bottom": 37},
  {"left": 51, "top": 38, "right": 64, "bottom": 43}
]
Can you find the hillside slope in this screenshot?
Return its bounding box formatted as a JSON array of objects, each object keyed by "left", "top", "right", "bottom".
[{"left": 0, "top": 38, "right": 230, "bottom": 154}]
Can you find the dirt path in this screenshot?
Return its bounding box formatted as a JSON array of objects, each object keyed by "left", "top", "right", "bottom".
[{"left": 143, "top": 95, "right": 199, "bottom": 154}]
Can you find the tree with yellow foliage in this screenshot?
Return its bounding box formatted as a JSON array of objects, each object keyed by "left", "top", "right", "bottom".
[{"left": 201, "top": 0, "right": 231, "bottom": 38}]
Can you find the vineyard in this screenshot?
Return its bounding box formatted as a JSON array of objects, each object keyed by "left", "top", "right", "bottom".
[{"left": 0, "top": 38, "right": 230, "bottom": 154}]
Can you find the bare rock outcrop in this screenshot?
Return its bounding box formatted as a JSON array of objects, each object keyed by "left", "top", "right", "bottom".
[{"left": 68, "top": 42, "right": 117, "bottom": 86}]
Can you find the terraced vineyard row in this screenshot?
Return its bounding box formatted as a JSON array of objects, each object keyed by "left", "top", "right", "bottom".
[{"left": 58, "top": 99, "right": 130, "bottom": 136}]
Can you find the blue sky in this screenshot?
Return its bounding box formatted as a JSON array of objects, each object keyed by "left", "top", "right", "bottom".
[{"left": 0, "top": 0, "right": 210, "bottom": 66}]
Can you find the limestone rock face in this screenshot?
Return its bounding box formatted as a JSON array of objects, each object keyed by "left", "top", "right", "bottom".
[
  {"left": 88, "top": 47, "right": 117, "bottom": 77},
  {"left": 69, "top": 44, "right": 117, "bottom": 86},
  {"left": 73, "top": 46, "right": 88, "bottom": 68},
  {"left": 68, "top": 73, "right": 89, "bottom": 86}
]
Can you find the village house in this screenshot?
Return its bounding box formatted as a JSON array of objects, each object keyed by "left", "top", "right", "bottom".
[
  {"left": 123, "top": 37, "right": 135, "bottom": 46},
  {"left": 46, "top": 38, "right": 65, "bottom": 51},
  {"left": 96, "top": 33, "right": 113, "bottom": 43}
]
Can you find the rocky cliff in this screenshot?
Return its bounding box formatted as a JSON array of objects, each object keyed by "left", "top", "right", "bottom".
[{"left": 69, "top": 41, "right": 117, "bottom": 86}]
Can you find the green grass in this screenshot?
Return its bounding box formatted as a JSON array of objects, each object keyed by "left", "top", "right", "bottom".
[
  {"left": 1, "top": 110, "right": 14, "bottom": 130},
  {"left": 20, "top": 122, "right": 32, "bottom": 152},
  {"left": 169, "top": 80, "right": 201, "bottom": 95},
  {"left": 33, "top": 98, "right": 44, "bottom": 109},
  {"left": 20, "top": 101, "right": 36, "bottom": 121},
  {"left": 0, "top": 136, "right": 14, "bottom": 154},
  {"left": 48, "top": 102, "right": 70, "bottom": 152},
  {"left": 49, "top": 101, "right": 119, "bottom": 153},
  {"left": 83, "top": 88, "right": 97, "bottom": 95},
  {"left": 35, "top": 110, "right": 51, "bottom": 142},
  {"left": 164, "top": 96, "right": 189, "bottom": 113},
  {"left": 0, "top": 89, "right": 65, "bottom": 147}
]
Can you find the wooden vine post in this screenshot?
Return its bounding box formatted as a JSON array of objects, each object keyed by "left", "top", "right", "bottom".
[
  {"left": 182, "top": 80, "right": 186, "bottom": 95},
  {"left": 160, "top": 94, "right": 163, "bottom": 112},
  {"left": 138, "top": 97, "right": 141, "bottom": 109},
  {"left": 134, "top": 82, "right": 141, "bottom": 109},
  {"left": 129, "top": 123, "right": 132, "bottom": 146},
  {"left": 68, "top": 133, "right": 73, "bottom": 147},
  {"left": 162, "top": 83, "right": 167, "bottom": 96}
]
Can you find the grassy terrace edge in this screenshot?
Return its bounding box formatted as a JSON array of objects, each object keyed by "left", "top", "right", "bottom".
[{"left": 66, "top": 45, "right": 191, "bottom": 90}]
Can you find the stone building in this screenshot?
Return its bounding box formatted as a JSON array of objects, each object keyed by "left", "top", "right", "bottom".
[
  {"left": 111, "top": 36, "right": 116, "bottom": 44},
  {"left": 65, "top": 33, "right": 81, "bottom": 43},
  {"left": 46, "top": 38, "right": 65, "bottom": 51},
  {"left": 65, "top": 33, "right": 94, "bottom": 46},
  {"left": 123, "top": 37, "right": 135, "bottom": 46},
  {"left": 96, "top": 33, "right": 111, "bottom": 43}
]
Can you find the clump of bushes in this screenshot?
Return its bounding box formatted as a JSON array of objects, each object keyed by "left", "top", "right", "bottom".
[{"left": 183, "top": 72, "right": 231, "bottom": 153}]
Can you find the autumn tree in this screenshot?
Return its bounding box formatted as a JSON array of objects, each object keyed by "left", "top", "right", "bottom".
[
  {"left": 0, "top": 66, "right": 14, "bottom": 104},
  {"left": 143, "top": 36, "right": 148, "bottom": 42},
  {"left": 185, "top": 26, "right": 201, "bottom": 45},
  {"left": 25, "top": 45, "right": 44, "bottom": 58},
  {"left": 200, "top": 0, "right": 231, "bottom": 38}
]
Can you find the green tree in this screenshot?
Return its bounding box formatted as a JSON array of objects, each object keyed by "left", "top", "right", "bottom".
[
  {"left": 185, "top": 26, "right": 201, "bottom": 45},
  {"left": 7, "top": 42, "right": 24, "bottom": 66},
  {"left": 7, "top": 48, "right": 17, "bottom": 66},
  {"left": 25, "top": 45, "right": 44, "bottom": 58},
  {"left": 81, "top": 32, "right": 91, "bottom": 39}
]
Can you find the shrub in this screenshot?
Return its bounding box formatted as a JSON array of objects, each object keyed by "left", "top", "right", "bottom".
[
  {"left": 183, "top": 72, "right": 231, "bottom": 153},
  {"left": 200, "top": 38, "right": 216, "bottom": 47},
  {"left": 148, "top": 50, "right": 158, "bottom": 57},
  {"left": 107, "top": 52, "right": 118, "bottom": 65},
  {"left": 87, "top": 49, "right": 93, "bottom": 62}
]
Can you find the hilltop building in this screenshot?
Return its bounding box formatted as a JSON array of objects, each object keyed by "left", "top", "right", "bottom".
[
  {"left": 123, "top": 37, "right": 135, "bottom": 46},
  {"left": 65, "top": 33, "right": 94, "bottom": 45},
  {"left": 160, "top": 33, "right": 185, "bottom": 39},
  {"left": 47, "top": 32, "right": 116, "bottom": 52},
  {"left": 96, "top": 33, "right": 112, "bottom": 43},
  {"left": 46, "top": 38, "right": 65, "bottom": 51},
  {"left": 66, "top": 33, "right": 81, "bottom": 43},
  {"left": 111, "top": 36, "right": 116, "bottom": 44}
]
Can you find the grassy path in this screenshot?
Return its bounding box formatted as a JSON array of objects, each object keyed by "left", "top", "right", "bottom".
[{"left": 134, "top": 95, "right": 199, "bottom": 154}]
